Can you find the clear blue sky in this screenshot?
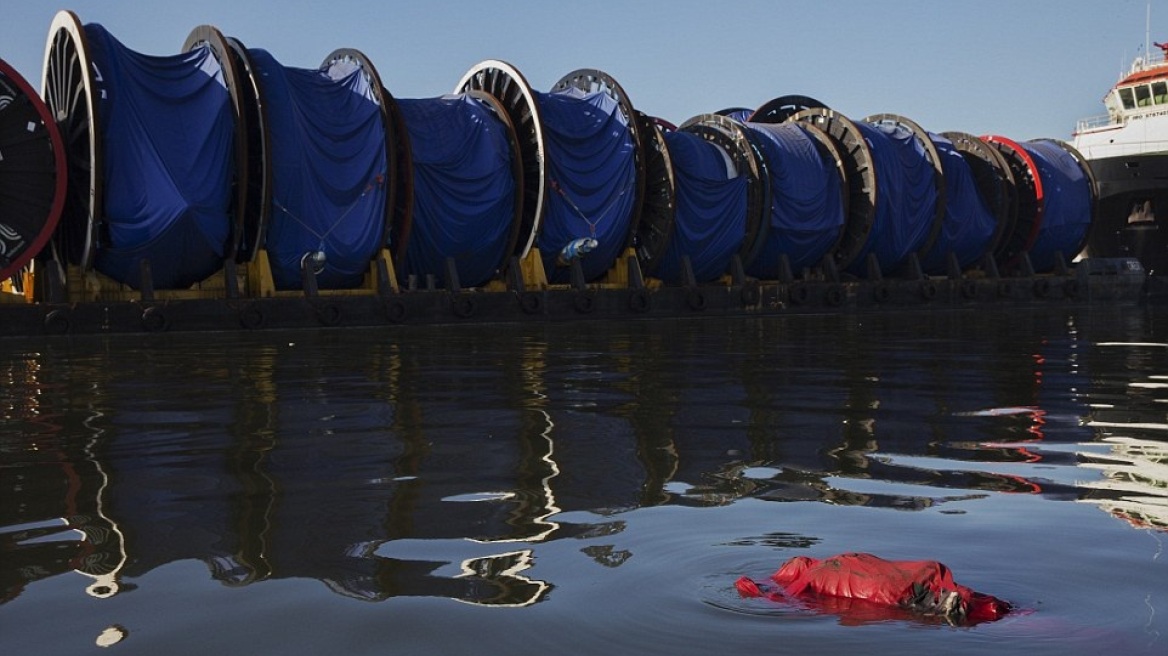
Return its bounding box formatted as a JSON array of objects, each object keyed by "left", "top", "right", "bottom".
[{"left": 0, "top": 1, "right": 1161, "bottom": 140}]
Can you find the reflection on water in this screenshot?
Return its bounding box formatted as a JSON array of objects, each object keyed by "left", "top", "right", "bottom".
[
  {"left": 2, "top": 307, "right": 1168, "bottom": 651},
  {"left": 1079, "top": 437, "right": 1168, "bottom": 531}
]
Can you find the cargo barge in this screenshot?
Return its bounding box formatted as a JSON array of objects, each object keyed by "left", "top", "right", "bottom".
[{"left": 0, "top": 11, "right": 1144, "bottom": 338}]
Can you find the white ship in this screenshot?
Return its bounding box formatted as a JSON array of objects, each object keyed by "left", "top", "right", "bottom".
[{"left": 1074, "top": 41, "right": 1168, "bottom": 273}]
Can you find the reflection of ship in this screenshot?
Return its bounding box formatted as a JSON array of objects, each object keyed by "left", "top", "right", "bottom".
[
  {"left": 1074, "top": 39, "right": 1168, "bottom": 274},
  {"left": 1078, "top": 437, "right": 1168, "bottom": 531}
]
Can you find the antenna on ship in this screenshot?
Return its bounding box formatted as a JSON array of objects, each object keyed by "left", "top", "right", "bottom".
[{"left": 1147, "top": 2, "right": 1152, "bottom": 64}]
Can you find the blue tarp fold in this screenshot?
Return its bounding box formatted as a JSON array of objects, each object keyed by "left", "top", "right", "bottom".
[
  {"left": 398, "top": 95, "right": 515, "bottom": 288},
  {"left": 655, "top": 130, "right": 747, "bottom": 283},
  {"left": 86, "top": 24, "right": 234, "bottom": 289},
  {"left": 849, "top": 122, "right": 939, "bottom": 276},
  {"left": 1021, "top": 140, "right": 1093, "bottom": 272},
  {"left": 745, "top": 123, "right": 845, "bottom": 278},
  {"left": 249, "top": 49, "right": 387, "bottom": 290},
  {"left": 919, "top": 133, "right": 998, "bottom": 273}
]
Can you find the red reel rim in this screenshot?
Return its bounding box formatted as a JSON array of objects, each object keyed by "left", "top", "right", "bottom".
[{"left": 0, "top": 57, "right": 67, "bottom": 281}]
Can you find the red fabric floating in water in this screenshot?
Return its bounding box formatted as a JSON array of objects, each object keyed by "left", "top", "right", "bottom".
[{"left": 736, "top": 552, "right": 1010, "bottom": 625}]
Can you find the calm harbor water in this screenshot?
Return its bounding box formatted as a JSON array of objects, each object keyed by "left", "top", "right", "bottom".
[{"left": 1, "top": 304, "right": 1166, "bottom": 655}]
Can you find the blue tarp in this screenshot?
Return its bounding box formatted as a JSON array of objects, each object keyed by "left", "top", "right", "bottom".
[
  {"left": 398, "top": 95, "right": 516, "bottom": 288},
  {"left": 535, "top": 88, "right": 637, "bottom": 283},
  {"left": 919, "top": 133, "right": 998, "bottom": 273},
  {"left": 719, "top": 108, "right": 754, "bottom": 122},
  {"left": 248, "top": 49, "right": 387, "bottom": 290},
  {"left": 745, "top": 123, "right": 845, "bottom": 278},
  {"left": 654, "top": 130, "right": 747, "bottom": 283},
  {"left": 1021, "top": 140, "right": 1093, "bottom": 272},
  {"left": 849, "top": 121, "right": 940, "bottom": 277},
  {"left": 86, "top": 24, "right": 234, "bottom": 289}
]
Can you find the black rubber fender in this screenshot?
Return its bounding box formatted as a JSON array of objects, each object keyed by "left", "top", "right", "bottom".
[
  {"left": 825, "top": 285, "right": 845, "bottom": 306},
  {"left": 385, "top": 298, "right": 408, "bottom": 323},
  {"left": 238, "top": 303, "right": 265, "bottom": 329},
  {"left": 43, "top": 308, "right": 71, "bottom": 334},
  {"left": 788, "top": 284, "right": 809, "bottom": 306},
  {"left": 452, "top": 295, "right": 476, "bottom": 318},
  {"left": 686, "top": 289, "right": 707, "bottom": 311},
  {"left": 919, "top": 280, "right": 937, "bottom": 301},
  {"left": 316, "top": 303, "right": 342, "bottom": 326},
  {"left": 996, "top": 280, "right": 1012, "bottom": 298},
  {"left": 959, "top": 279, "right": 978, "bottom": 300},
  {"left": 1032, "top": 278, "right": 1050, "bottom": 298},
  {"left": 1063, "top": 278, "right": 1080, "bottom": 299},
  {"left": 873, "top": 283, "right": 891, "bottom": 303},
  {"left": 740, "top": 281, "right": 761, "bottom": 306},
  {"left": 519, "top": 292, "right": 542, "bottom": 314},
  {"left": 141, "top": 306, "right": 169, "bottom": 332},
  {"left": 628, "top": 288, "right": 651, "bottom": 313},
  {"left": 574, "top": 291, "right": 596, "bottom": 313}
]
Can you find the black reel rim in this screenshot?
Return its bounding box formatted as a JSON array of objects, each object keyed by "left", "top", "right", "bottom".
[
  {"left": 456, "top": 60, "right": 546, "bottom": 259},
  {"left": 678, "top": 113, "right": 770, "bottom": 268},
  {"left": 749, "top": 95, "right": 829, "bottom": 124},
  {"left": 222, "top": 37, "right": 272, "bottom": 261},
  {"left": 631, "top": 111, "right": 676, "bottom": 275},
  {"left": 466, "top": 88, "right": 527, "bottom": 278},
  {"left": 941, "top": 131, "right": 1016, "bottom": 261},
  {"left": 791, "top": 108, "right": 876, "bottom": 271},
  {"left": 41, "top": 9, "right": 101, "bottom": 272},
  {"left": 792, "top": 121, "right": 850, "bottom": 259},
  {"left": 983, "top": 135, "right": 1042, "bottom": 268},
  {"left": 184, "top": 25, "right": 250, "bottom": 262}
]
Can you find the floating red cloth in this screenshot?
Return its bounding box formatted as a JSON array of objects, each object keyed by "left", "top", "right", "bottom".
[{"left": 736, "top": 552, "right": 1010, "bottom": 624}]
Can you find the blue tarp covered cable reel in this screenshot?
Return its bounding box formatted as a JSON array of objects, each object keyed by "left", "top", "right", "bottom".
[
  {"left": 395, "top": 92, "right": 521, "bottom": 289},
  {"left": 535, "top": 86, "right": 637, "bottom": 283},
  {"left": 791, "top": 109, "right": 945, "bottom": 279},
  {"left": 741, "top": 121, "right": 847, "bottom": 280},
  {"left": 237, "top": 46, "right": 391, "bottom": 291},
  {"left": 983, "top": 135, "right": 1096, "bottom": 273},
  {"left": 456, "top": 64, "right": 645, "bottom": 286},
  {"left": 1020, "top": 139, "right": 1095, "bottom": 272},
  {"left": 50, "top": 18, "right": 242, "bottom": 290},
  {"left": 652, "top": 128, "right": 748, "bottom": 284},
  {"left": 660, "top": 114, "right": 769, "bottom": 283},
  {"left": 855, "top": 114, "right": 946, "bottom": 278},
  {"left": 918, "top": 132, "right": 1000, "bottom": 274}
]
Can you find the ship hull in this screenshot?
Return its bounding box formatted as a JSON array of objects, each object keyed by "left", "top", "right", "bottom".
[{"left": 1082, "top": 152, "right": 1168, "bottom": 274}]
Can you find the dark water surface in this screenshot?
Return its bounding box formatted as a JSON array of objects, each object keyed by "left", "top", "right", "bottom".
[{"left": 2, "top": 306, "right": 1166, "bottom": 655}]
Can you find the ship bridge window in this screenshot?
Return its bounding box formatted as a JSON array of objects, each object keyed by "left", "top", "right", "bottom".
[
  {"left": 1154, "top": 81, "right": 1168, "bottom": 103},
  {"left": 1120, "top": 87, "right": 1136, "bottom": 109},
  {"left": 1136, "top": 84, "right": 1153, "bottom": 107}
]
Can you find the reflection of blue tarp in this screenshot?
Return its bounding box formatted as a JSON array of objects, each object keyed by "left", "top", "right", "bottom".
[
  {"left": 655, "top": 131, "right": 746, "bottom": 283},
  {"left": 920, "top": 134, "right": 997, "bottom": 273},
  {"left": 1021, "top": 140, "right": 1093, "bottom": 272},
  {"left": 849, "top": 122, "right": 939, "bottom": 277},
  {"left": 746, "top": 123, "right": 845, "bottom": 278},
  {"left": 536, "top": 88, "right": 637, "bottom": 283},
  {"left": 398, "top": 95, "right": 515, "bottom": 288},
  {"left": 248, "top": 49, "right": 387, "bottom": 290},
  {"left": 86, "top": 24, "right": 234, "bottom": 289}
]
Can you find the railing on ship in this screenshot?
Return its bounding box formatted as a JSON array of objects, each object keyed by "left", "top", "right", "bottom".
[{"left": 1076, "top": 114, "right": 1114, "bottom": 133}]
